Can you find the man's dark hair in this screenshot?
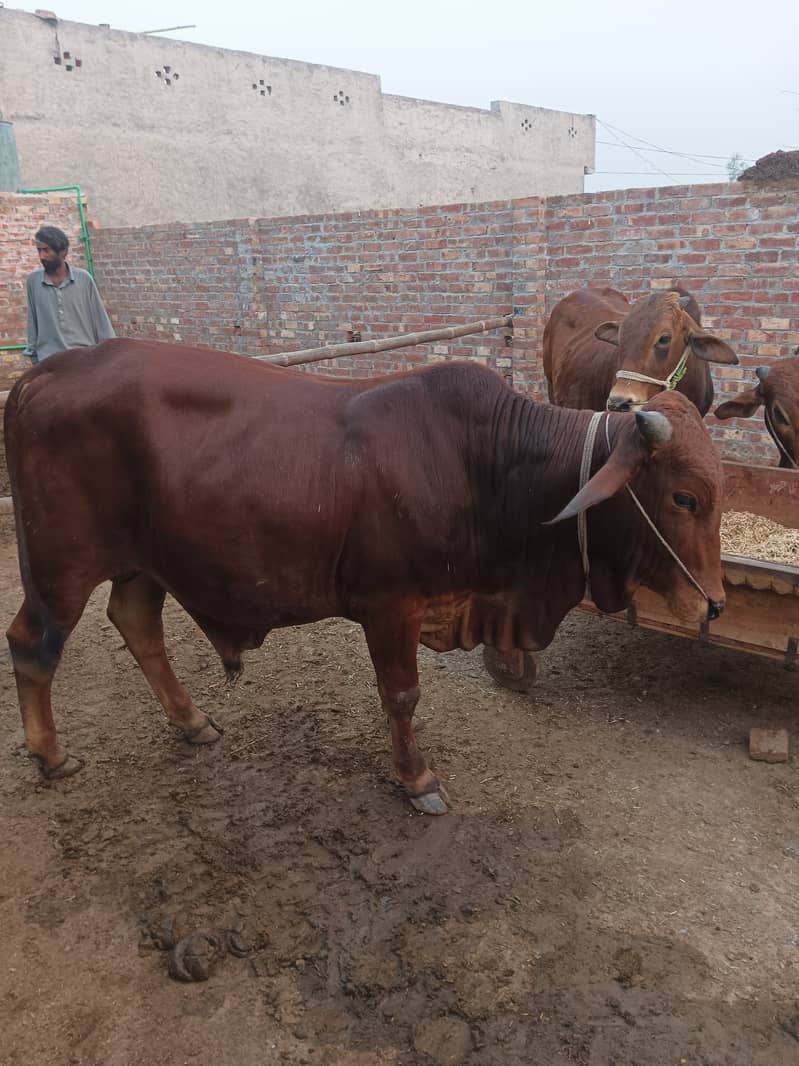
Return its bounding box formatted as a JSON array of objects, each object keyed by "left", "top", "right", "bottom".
[{"left": 34, "top": 226, "right": 70, "bottom": 254}]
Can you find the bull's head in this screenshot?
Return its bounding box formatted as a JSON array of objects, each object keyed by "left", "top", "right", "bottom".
[
  {"left": 548, "top": 391, "right": 725, "bottom": 625},
  {"left": 713, "top": 354, "right": 799, "bottom": 468},
  {"left": 598, "top": 291, "right": 738, "bottom": 411}
]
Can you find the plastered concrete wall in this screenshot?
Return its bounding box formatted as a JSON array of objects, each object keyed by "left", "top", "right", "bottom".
[{"left": 0, "top": 7, "right": 594, "bottom": 229}]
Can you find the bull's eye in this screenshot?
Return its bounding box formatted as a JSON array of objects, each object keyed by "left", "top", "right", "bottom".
[
  {"left": 673, "top": 492, "right": 697, "bottom": 513},
  {"left": 772, "top": 403, "right": 789, "bottom": 427},
  {"left": 657, "top": 334, "right": 672, "bottom": 347}
]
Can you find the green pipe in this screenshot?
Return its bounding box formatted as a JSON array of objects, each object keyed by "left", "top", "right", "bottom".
[
  {"left": 20, "top": 184, "right": 95, "bottom": 278},
  {"left": 0, "top": 184, "right": 96, "bottom": 352}
]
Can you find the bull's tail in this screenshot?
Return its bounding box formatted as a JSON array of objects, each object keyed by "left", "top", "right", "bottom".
[{"left": 4, "top": 379, "right": 65, "bottom": 666}]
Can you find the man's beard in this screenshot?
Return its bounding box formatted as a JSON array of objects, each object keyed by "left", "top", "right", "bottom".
[{"left": 41, "top": 258, "right": 60, "bottom": 274}]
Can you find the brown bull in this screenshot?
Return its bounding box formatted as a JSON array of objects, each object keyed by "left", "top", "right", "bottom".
[
  {"left": 5, "top": 340, "right": 725, "bottom": 814},
  {"left": 714, "top": 354, "right": 799, "bottom": 468},
  {"left": 543, "top": 286, "right": 739, "bottom": 413}
]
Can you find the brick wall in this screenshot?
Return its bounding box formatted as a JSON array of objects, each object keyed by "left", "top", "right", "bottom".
[
  {"left": 2, "top": 181, "right": 797, "bottom": 464},
  {"left": 91, "top": 201, "right": 522, "bottom": 385},
  {"left": 0, "top": 191, "right": 90, "bottom": 387}
]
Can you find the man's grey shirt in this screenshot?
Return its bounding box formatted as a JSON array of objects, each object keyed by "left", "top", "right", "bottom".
[{"left": 26, "top": 265, "right": 115, "bottom": 361}]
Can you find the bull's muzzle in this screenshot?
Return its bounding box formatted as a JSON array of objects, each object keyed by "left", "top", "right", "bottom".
[
  {"left": 707, "top": 598, "right": 725, "bottom": 622},
  {"left": 606, "top": 394, "right": 634, "bottom": 412}
]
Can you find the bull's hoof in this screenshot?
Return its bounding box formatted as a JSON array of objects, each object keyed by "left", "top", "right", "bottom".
[
  {"left": 409, "top": 786, "right": 450, "bottom": 815},
  {"left": 183, "top": 716, "right": 223, "bottom": 746},
  {"left": 32, "top": 752, "right": 84, "bottom": 780},
  {"left": 167, "top": 932, "right": 221, "bottom": 982}
]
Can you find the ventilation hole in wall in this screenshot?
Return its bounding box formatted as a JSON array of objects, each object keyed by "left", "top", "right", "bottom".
[
  {"left": 259, "top": 79, "right": 265, "bottom": 85},
  {"left": 567, "top": 125, "right": 577, "bottom": 139},
  {"left": 521, "top": 119, "right": 532, "bottom": 132},
  {"left": 155, "top": 67, "right": 180, "bottom": 85},
  {"left": 253, "top": 81, "right": 272, "bottom": 95},
  {"left": 260, "top": 90, "right": 266, "bottom": 96},
  {"left": 333, "top": 91, "right": 351, "bottom": 106},
  {"left": 54, "top": 48, "right": 82, "bottom": 72}
]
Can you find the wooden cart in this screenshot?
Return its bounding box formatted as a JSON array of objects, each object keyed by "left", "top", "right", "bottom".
[{"left": 484, "top": 460, "right": 799, "bottom": 691}]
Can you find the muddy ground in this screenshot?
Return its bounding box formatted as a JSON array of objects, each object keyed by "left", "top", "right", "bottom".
[{"left": 1, "top": 515, "right": 798, "bottom": 1066}]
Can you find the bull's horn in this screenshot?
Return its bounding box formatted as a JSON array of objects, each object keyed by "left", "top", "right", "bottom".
[
  {"left": 635, "top": 410, "right": 672, "bottom": 447},
  {"left": 755, "top": 365, "right": 770, "bottom": 382}
]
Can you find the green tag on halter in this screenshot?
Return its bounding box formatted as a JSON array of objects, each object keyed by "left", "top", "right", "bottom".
[{"left": 667, "top": 352, "right": 689, "bottom": 389}]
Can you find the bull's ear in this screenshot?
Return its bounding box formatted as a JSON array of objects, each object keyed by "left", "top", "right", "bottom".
[
  {"left": 595, "top": 321, "right": 620, "bottom": 346},
  {"left": 713, "top": 387, "right": 763, "bottom": 420},
  {"left": 546, "top": 443, "right": 646, "bottom": 523},
  {"left": 547, "top": 412, "right": 672, "bottom": 524},
  {"left": 688, "top": 331, "right": 739, "bottom": 366}
]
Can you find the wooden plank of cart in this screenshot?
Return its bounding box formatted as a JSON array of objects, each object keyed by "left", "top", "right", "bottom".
[{"left": 483, "top": 461, "right": 799, "bottom": 691}]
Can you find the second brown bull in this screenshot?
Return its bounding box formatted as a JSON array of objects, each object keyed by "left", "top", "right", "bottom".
[{"left": 543, "top": 286, "right": 739, "bottom": 413}]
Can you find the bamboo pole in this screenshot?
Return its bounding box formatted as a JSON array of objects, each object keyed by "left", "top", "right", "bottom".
[
  {"left": 0, "top": 315, "right": 513, "bottom": 406},
  {"left": 257, "top": 314, "right": 513, "bottom": 367}
]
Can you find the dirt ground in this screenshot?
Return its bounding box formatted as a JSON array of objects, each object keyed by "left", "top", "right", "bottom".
[{"left": 1, "top": 514, "right": 798, "bottom": 1066}]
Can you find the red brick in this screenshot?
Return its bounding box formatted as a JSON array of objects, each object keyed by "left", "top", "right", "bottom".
[{"left": 749, "top": 729, "right": 790, "bottom": 763}]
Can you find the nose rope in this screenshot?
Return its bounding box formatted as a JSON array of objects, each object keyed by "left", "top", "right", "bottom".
[
  {"left": 576, "top": 412, "right": 711, "bottom": 604},
  {"left": 614, "top": 348, "right": 690, "bottom": 392},
  {"left": 764, "top": 406, "right": 797, "bottom": 469}
]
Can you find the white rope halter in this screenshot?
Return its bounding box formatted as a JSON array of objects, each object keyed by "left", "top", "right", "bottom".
[
  {"left": 576, "top": 411, "right": 711, "bottom": 604},
  {"left": 613, "top": 348, "right": 690, "bottom": 396}
]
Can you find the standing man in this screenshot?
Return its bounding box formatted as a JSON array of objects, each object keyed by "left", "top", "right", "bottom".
[{"left": 25, "top": 225, "right": 115, "bottom": 363}]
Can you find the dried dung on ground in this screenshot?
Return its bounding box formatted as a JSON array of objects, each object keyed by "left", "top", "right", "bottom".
[{"left": 721, "top": 510, "right": 799, "bottom": 563}]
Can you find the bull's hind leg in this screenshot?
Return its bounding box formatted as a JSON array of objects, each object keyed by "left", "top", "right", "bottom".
[
  {"left": 7, "top": 593, "right": 89, "bottom": 779},
  {"left": 364, "top": 614, "right": 448, "bottom": 815},
  {"left": 106, "top": 574, "right": 221, "bottom": 745}
]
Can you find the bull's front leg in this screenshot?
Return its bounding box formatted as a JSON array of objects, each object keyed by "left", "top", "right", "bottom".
[{"left": 364, "top": 612, "right": 448, "bottom": 815}]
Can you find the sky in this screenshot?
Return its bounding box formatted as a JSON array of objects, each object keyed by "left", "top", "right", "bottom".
[{"left": 13, "top": 0, "right": 799, "bottom": 192}]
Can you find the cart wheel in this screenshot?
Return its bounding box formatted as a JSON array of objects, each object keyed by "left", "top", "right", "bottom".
[{"left": 482, "top": 646, "right": 539, "bottom": 693}]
